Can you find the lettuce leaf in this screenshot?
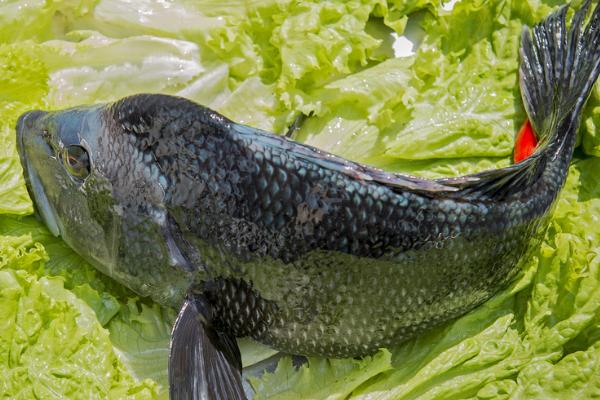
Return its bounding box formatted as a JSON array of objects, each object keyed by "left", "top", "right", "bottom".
[
  {"left": 1, "top": 0, "right": 600, "bottom": 399},
  {"left": 382, "top": 22, "right": 523, "bottom": 160},
  {"left": 49, "top": 0, "right": 433, "bottom": 134},
  {"left": 39, "top": 31, "right": 205, "bottom": 109},
  {"left": 295, "top": 0, "right": 525, "bottom": 165},
  {"left": 0, "top": 0, "right": 97, "bottom": 43},
  {"left": 510, "top": 341, "right": 600, "bottom": 399},
  {"left": 250, "top": 350, "right": 393, "bottom": 400},
  {"left": 107, "top": 300, "right": 173, "bottom": 391},
  {"left": 582, "top": 83, "right": 600, "bottom": 157},
  {"left": 0, "top": 43, "right": 45, "bottom": 216},
  {"left": 0, "top": 234, "right": 160, "bottom": 399}
]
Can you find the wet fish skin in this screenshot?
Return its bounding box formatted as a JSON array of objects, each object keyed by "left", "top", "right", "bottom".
[{"left": 101, "top": 94, "right": 555, "bottom": 359}]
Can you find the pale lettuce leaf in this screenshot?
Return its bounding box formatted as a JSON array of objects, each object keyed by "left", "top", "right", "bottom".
[
  {"left": 0, "top": 0, "right": 96, "bottom": 43},
  {"left": 0, "top": 234, "right": 160, "bottom": 399},
  {"left": 250, "top": 350, "right": 393, "bottom": 400},
  {"left": 40, "top": 31, "right": 205, "bottom": 108},
  {"left": 1, "top": 0, "right": 600, "bottom": 399},
  {"left": 0, "top": 43, "right": 46, "bottom": 216}
]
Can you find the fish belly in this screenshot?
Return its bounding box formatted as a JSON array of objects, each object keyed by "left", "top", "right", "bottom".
[{"left": 203, "top": 224, "right": 539, "bottom": 358}]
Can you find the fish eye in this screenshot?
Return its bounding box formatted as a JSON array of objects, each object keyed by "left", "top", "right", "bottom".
[{"left": 62, "top": 145, "right": 91, "bottom": 180}]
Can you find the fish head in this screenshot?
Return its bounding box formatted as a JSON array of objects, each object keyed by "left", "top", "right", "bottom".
[
  {"left": 16, "top": 105, "right": 124, "bottom": 267},
  {"left": 16, "top": 101, "right": 192, "bottom": 305}
]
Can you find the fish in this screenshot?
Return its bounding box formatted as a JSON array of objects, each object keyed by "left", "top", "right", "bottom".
[{"left": 15, "top": 2, "right": 600, "bottom": 399}]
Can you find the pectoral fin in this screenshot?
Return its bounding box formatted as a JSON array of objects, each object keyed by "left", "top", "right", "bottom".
[{"left": 169, "top": 296, "right": 246, "bottom": 400}]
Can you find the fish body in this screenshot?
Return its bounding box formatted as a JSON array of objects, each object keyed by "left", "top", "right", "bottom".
[
  {"left": 99, "top": 95, "right": 553, "bottom": 358},
  {"left": 15, "top": 2, "right": 600, "bottom": 399},
  {"left": 18, "top": 93, "right": 547, "bottom": 357}
]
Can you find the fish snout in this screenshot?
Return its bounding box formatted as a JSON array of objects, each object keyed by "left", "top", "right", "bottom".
[
  {"left": 16, "top": 110, "right": 49, "bottom": 159},
  {"left": 17, "top": 110, "right": 46, "bottom": 134}
]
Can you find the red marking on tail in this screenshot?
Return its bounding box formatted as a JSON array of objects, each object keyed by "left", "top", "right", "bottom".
[{"left": 514, "top": 119, "right": 538, "bottom": 163}]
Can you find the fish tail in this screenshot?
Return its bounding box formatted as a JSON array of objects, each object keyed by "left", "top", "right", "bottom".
[
  {"left": 439, "top": 1, "right": 600, "bottom": 200},
  {"left": 520, "top": 0, "right": 600, "bottom": 153}
]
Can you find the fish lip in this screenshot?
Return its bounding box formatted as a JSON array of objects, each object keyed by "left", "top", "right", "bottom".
[{"left": 16, "top": 111, "right": 61, "bottom": 238}]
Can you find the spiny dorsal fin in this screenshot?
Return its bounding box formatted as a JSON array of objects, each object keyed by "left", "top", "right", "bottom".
[
  {"left": 233, "top": 123, "right": 460, "bottom": 195},
  {"left": 111, "top": 94, "right": 459, "bottom": 196},
  {"left": 436, "top": 153, "right": 545, "bottom": 200}
]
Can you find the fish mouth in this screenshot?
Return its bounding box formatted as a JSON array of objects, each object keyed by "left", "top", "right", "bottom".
[{"left": 17, "top": 111, "right": 61, "bottom": 237}]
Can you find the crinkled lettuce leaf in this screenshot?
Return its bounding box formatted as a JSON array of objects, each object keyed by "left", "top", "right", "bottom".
[
  {"left": 381, "top": 21, "right": 523, "bottom": 160},
  {"left": 510, "top": 341, "right": 600, "bottom": 399},
  {"left": 1, "top": 215, "right": 202, "bottom": 398},
  {"left": 297, "top": 0, "right": 525, "bottom": 165},
  {"left": 582, "top": 83, "right": 600, "bottom": 157},
  {"left": 0, "top": 0, "right": 97, "bottom": 43},
  {"left": 250, "top": 350, "right": 393, "bottom": 400},
  {"left": 294, "top": 56, "right": 416, "bottom": 162},
  {"left": 34, "top": 0, "right": 436, "bottom": 134},
  {"left": 0, "top": 43, "right": 45, "bottom": 216},
  {"left": 0, "top": 234, "right": 160, "bottom": 399},
  {"left": 1, "top": 0, "right": 600, "bottom": 399}
]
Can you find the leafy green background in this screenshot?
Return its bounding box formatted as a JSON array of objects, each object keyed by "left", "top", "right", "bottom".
[{"left": 1, "top": 0, "right": 600, "bottom": 399}]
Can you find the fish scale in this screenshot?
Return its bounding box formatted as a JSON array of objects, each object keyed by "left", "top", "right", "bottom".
[{"left": 102, "top": 95, "right": 539, "bottom": 356}]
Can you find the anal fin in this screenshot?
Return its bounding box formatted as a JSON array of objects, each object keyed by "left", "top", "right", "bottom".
[{"left": 169, "top": 296, "right": 246, "bottom": 400}]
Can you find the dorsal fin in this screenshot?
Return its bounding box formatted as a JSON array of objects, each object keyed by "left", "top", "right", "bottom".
[
  {"left": 232, "top": 124, "right": 460, "bottom": 195},
  {"left": 436, "top": 153, "right": 545, "bottom": 201},
  {"left": 110, "top": 94, "right": 457, "bottom": 196}
]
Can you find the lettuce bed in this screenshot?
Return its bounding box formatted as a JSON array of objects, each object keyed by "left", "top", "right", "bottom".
[{"left": 1, "top": 0, "right": 600, "bottom": 399}]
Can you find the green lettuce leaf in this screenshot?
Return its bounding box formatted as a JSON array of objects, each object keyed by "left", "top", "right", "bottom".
[
  {"left": 107, "top": 300, "right": 173, "bottom": 392},
  {"left": 76, "top": 0, "right": 226, "bottom": 39},
  {"left": 0, "top": 213, "right": 175, "bottom": 397},
  {"left": 47, "top": 0, "right": 435, "bottom": 134},
  {"left": 381, "top": 21, "right": 523, "bottom": 160},
  {"left": 582, "top": 83, "right": 600, "bottom": 157},
  {"left": 510, "top": 341, "right": 600, "bottom": 399},
  {"left": 0, "top": 234, "right": 160, "bottom": 399},
  {"left": 1, "top": 0, "right": 600, "bottom": 399},
  {"left": 250, "top": 350, "right": 393, "bottom": 400},
  {"left": 294, "top": 56, "right": 416, "bottom": 162},
  {"left": 0, "top": 0, "right": 97, "bottom": 43},
  {"left": 39, "top": 31, "right": 205, "bottom": 109},
  {"left": 0, "top": 43, "right": 45, "bottom": 216},
  {"left": 292, "top": 1, "right": 523, "bottom": 167}
]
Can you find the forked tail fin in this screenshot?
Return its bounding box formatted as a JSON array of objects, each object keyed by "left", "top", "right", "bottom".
[
  {"left": 520, "top": 0, "right": 600, "bottom": 152},
  {"left": 440, "top": 1, "right": 600, "bottom": 200}
]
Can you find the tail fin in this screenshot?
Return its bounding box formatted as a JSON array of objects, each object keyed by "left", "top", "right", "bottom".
[
  {"left": 520, "top": 0, "right": 600, "bottom": 149},
  {"left": 439, "top": 1, "right": 600, "bottom": 200}
]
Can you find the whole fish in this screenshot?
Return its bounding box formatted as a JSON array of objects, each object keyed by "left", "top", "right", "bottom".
[{"left": 15, "top": 2, "right": 600, "bottom": 399}]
